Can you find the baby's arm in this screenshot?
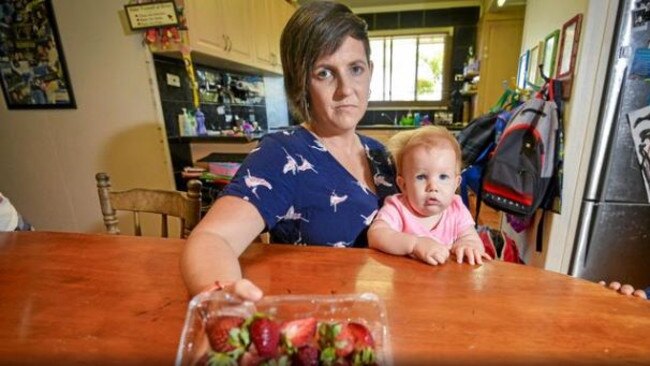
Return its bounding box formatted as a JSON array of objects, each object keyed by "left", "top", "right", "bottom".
[
  {"left": 368, "top": 220, "right": 450, "bottom": 265},
  {"left": 451, "top": 226, "right": 492, "bottom": 265}
]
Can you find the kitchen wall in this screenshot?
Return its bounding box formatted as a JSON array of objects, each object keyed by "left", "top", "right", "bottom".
[{"left": 0, "top": 0, "right": 174, "bottom": 234}]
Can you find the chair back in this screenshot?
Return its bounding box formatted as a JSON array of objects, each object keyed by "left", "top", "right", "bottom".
[{"left": 95, "top": 172, "right": 202, "bottom": 238}]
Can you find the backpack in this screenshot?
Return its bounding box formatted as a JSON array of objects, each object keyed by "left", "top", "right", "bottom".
[
  {"left": 457, "top": 111, "right": 509, "bottom": 220},
  {"left": 481, "top": 79, "right": 564, "bottom": 250},
  {"left": 457, "top": 111, "right": 502, "bottom": 168}
]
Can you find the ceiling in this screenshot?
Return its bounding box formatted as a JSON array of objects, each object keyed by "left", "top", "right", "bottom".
[{"left": 296, "top": 0, "right": 526, "bottom": 14}]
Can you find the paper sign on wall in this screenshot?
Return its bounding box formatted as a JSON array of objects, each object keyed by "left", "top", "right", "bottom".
[{"left": 125, "top": 1, "right": 179, "bottom": 30}]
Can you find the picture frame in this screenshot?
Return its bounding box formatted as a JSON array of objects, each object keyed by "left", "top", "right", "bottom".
[
  {"left": 541, "top": 30, "right": 560, "bottom": 80},
  {"left": 124, "top": 1, "right": 179, "bottom": 31},
  {"left": 526, "top": 42, "right": 543, "bottom": 89},
  {"left": 556, "top": 14, "right": 583, "bottom": 98},
  {"left": 516, "top": 50, "right": 529, "bottom": 90},
  {"left": 0, "top": 0, "right": 76, "bottom": 109}
]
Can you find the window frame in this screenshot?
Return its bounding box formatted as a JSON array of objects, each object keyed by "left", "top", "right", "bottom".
[{"left": 367, "top": 27, "right": 454, "bottom": 109}]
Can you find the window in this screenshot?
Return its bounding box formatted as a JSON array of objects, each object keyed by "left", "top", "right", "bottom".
[{"left": 369, "top": 30, "right": 451, "bottom": 105}]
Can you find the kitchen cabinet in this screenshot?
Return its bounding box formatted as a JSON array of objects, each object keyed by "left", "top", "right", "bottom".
[
  {"left": 184, "top": 0, "right": 252, "bottom": 65},
  {"left": 184, "top": 0, "right": 293, "bottom": 75},
  {"left": 251, "top": 0, "right": 294, "bottom": 73},
  {"left": 475, "top": 7, "right": 524, "bottom": 115}
]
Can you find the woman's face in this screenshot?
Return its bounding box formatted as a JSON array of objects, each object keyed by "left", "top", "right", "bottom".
[{"left": 307, "top": 36, "right": 372, "bottom": 132}]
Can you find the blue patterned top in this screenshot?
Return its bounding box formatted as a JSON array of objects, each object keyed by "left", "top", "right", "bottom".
[{"left": 221, "top": 126, "right": 397, "bottom": 247}]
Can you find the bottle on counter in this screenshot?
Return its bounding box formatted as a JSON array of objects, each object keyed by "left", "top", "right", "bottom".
[
  {"left": 195, "top": 108, "right": 207, "bottom": 136},
  {"left": 181, "top": 107, "right": 196, "bottom": 136}
]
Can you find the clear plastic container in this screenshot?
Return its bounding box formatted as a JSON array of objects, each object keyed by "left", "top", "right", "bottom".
[{"left": 176, "top": 292, "right": 392, "bottom": 366}]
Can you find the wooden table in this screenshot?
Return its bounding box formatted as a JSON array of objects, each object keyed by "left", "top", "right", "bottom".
[{"left": 1, "top": 232, "right": 649, "bottom": 365}]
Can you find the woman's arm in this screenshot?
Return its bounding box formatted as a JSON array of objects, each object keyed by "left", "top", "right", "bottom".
[
  {"left": 180, "top": 196, "right": 266, "bottom": 298},
  {"left": 368, "top": 220, "right": 450, "bottom": 265}
]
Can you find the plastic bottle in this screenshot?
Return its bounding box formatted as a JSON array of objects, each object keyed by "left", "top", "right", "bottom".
[
  {"left": 195, "top": 108, "right": 207, "bottom": 136},
  {"left": 178, "top": 111, "right": 186, "bottom": 137},
  {"left": 183, "top": 108, "right": 196, "bottom": 136},
  {"left": 403, "top": 111, "right": 414, "bottom": 126}
]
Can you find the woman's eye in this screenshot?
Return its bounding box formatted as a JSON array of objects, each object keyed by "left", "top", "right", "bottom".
[
  {"left": 351, "top": 65, "right": 365, "bottom": 75},
  {"left": 316, "top": 69, "right": 333, "bottom": 79}
]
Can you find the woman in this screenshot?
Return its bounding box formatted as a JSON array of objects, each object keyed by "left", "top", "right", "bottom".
[{"left": 181, "top": 1, "right": 396, "bottom": 298}]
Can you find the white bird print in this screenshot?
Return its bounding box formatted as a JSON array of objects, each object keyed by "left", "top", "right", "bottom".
[
  {"left": 330, "top": 240, "right": 352, "bottom": 248},
  {"left": 244, "top": 169, "right": 272, "bottom": 198},
  {"left": 310, "top": 140, "right": 327, "bottom": 152},
  {"left": 361, "top": 209, "right": 378, "bottom": 226},
  {"left": 276, "top": 206, "right": 309, "bottom": 222},
  {"left": 249, "top": 146, "right": 261, "bottom": 153},
  {"left": 282, "top": 148, "right": 298, "bottom": 175},
  {"left": 354, "top": 180, "right": 371, "bottom": 195},
  {"left": 293, "top": 232, "right": 304, "bottom": 245},
  {"left": 364, "top": 144, "right": 378, "bottom": 164},
  {"left": 282, "top": 130, "right": 295, "bottom": 136},
  {"left": 330, "top": 191, "right": 348, "bottom": 212},
  {"left": 297, "top": 155, "right": 318, "bottom": 173},
  {"left": 374, "top": 172, "right": 393, "bottom": 187}
]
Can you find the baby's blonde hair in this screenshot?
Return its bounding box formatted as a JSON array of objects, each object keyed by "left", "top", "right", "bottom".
[{"left": 386, "top": 126, "right": 462, "bottom": 175}]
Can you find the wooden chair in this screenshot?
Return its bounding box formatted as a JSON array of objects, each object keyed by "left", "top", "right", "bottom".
[{"left": 95, "top": 172, "right": 202, "bottom": 238}]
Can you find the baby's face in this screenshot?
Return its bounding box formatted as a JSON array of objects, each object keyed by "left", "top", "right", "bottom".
[{"left": 397, "top": 144, "right": 460, "bottom": 218}]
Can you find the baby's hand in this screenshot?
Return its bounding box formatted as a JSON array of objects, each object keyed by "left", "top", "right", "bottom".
[
  {"left": 451, "top": 243, "right": 492, "bottom": 265},
  {"left": 412, "top": 237, "right": 450, "bottom": 266},
  {"left": 598, "top": 281, "right": 647, "bottom": 299}
]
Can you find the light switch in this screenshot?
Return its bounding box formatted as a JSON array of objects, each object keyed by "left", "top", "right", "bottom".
[{"left": 166, "top": 73, "right": 181, "bottom": 87}]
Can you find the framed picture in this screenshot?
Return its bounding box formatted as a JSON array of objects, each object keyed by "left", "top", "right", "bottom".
[
  {"left": 526, "top": 42, "right": 543, "bottom": 89},
  {"left": 0, "top": 0, "right": 76, "bottom": 109},
  {"left": 516, "top": 50, "right": 529, "bottom": 90},
  {"left": 556, "top": 14, "right": 583, "bottom": 98},
  {"left": 541, "top": 30, "right": 560, "bottom": 79}
]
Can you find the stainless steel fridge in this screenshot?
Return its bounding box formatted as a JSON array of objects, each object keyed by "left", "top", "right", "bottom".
[{"left": 569, "top": 0, "right": 650, "bottom": 289}]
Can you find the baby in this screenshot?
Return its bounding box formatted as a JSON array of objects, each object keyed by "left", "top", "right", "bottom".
[{"left": 368, "top": 126, "right": 490, "bottom": 265}]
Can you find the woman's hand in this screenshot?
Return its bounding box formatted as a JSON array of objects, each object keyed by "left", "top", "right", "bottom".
[
  {"left": 598, "top": 281, "right": 648, "bottom": 299},
  {"left": 226, "top": 279, "right": 264, "bottom": 301},
  {"left": 412, "top": 237, "right": 450, "bottom": 265}
]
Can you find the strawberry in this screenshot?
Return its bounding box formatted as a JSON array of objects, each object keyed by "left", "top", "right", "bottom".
[
  {"left": 334, "top": 324, "right": 355, "bottom": 357},
  {"left": 347, "top": 322, "right": 375, "bottom": 349},
  {"left": 281, "top": 317, "right": 317, "bottom": 348},
  {"left": 205, "top": 316, "right": 245, "bottom": 352},
  {"left": 249, "top": 317, "right": 281, "bottom": 358},
  {"left": 240, "top": 348, "right": 264, "bottom": 366},
  {"left": 294, "top": 345, "right": 319, "bottom": 366}
]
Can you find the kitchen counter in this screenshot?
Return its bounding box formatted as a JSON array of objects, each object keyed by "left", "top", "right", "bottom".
[
  {"left": 168, "top": 132, "right": 266, "bottom": 144},
  {"left": 356, "top": 123, "right": 465, "bottom": 131},
  {"left": 171, "top": 124, "right": 467, "bottom": 167}
]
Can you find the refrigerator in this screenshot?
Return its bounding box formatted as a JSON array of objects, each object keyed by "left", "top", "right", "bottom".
[{"left": 569, "top": 0, "right": 650, "bottom": 289}]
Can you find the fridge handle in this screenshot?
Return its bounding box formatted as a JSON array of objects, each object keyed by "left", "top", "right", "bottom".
[
  {"left": 569, "top": 202, "right": 596, "bottom": 277},
  {"left": 584, "top": 62, "right": 628, "bottom": 199}
]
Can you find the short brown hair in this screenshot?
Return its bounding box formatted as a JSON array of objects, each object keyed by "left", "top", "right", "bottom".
[
  {"left": 386, "top": 126, "right": 462, "bottom": 175},
  {"left": 280, "top": 1, "right": 370, "bottom": 123}
]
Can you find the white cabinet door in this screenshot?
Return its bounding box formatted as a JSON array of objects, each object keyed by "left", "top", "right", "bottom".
[
  {"left": 221, "top": 0, "right": 252, "bottom": 63},
  {"left": 185, "top": 0, "right": 228, "bottom": 57}
]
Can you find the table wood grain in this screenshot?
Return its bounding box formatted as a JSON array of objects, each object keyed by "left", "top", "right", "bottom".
[{"left": 1, "top": 231, "right": 649, "bottom": 365}]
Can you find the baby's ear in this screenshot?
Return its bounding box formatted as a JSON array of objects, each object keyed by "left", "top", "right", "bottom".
[{"left": 396, "top": 175, "right": 406, "bottom": 192}]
